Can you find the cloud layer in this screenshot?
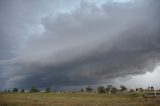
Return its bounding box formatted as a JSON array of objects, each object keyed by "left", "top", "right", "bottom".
[{"left": 1, "top": 0, "right": 160, "bottom": 89}]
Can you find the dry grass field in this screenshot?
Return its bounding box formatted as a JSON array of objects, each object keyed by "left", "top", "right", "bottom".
[{"left": 0, "top": 93, "right": 160, "bottom": 106}]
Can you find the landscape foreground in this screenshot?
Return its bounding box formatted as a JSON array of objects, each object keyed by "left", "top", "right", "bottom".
[{"left": 0, "top": 93, "right": 160, "bottom": 106}]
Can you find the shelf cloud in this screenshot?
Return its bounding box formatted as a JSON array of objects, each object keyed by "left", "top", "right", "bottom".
[{"left": 0, "top": 0, "right": 160, "bottom": 89}]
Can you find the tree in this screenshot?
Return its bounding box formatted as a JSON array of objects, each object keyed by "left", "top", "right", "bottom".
[
  {"left": 148, "top": 86, "right": 154, "bottom": 91},
  {"left": 12, "top": 88, "right": 18, "bottom": 92},
  {"left": 97, "top": 86, "right": 105, "bottom": 93},
  {"left": 120, "top": 85, "right": 127, "bottom": 91},
  {"left": 21, "top": 89, "right": 25, "bottom": 93},
  {"left": 129, "top": 89, "right": 134, "bottom": 93},
  {"left": 30, "top": 86, "right": 39, "bottom": 92},
  {"left": 151, "top": 86, "right": 154, "bottom": 91},
  {"left": 45, "top": 87, "right": 51, "bottom": 93},
  {"left": 80, "top": 88, "right": 84, "bottom": 93},
  {"left": 105, "top": 85, "right": 117, "bottom": 94},
  {"left": 139, "top": 88, "right": 144, "bottom": 92},
  {"left": 106, "top": 85, "right": 113, "bottom": 94},
  {"left": 106, "top": 85, "right": 113, "bottom": 90},
  {"left": 111, "top": 87, "right": 118, "bottom": 93},
  {"left": 86, "top": 86, "right": 93, "bottom": 93}
]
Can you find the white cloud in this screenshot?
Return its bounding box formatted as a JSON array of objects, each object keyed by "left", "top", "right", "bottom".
[{"left": 114, "top": 65, "right": 160, "bottom": 89}]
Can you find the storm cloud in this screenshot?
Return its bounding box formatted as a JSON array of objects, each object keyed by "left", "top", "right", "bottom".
[{"left": 0, "top": 0, "right": 160, "bottom": 89}]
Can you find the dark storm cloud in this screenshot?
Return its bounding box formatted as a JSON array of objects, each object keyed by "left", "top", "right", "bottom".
[
  {"left": 1, "top": 0, "right": 160, "bottom": 88},
  {"left": 0, "top": 0, "right": 74, "bottom": 89}
]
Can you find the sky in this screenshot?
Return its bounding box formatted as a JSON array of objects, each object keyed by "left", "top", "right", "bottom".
[{"left": 0, "top": 0, "right": 160, "bottom": 90}]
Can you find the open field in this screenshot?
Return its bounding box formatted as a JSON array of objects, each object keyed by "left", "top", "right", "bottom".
[{"left": 0, "top": 93, "right": 160, "bottom": 106}]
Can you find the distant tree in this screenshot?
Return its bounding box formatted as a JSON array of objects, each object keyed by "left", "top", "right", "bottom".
[
  {"left": 45, "top": 87, "right": 51, "bottom": 93},
  {"left": 30, "top": 86, "right": 39, "bottom": 92},
  {"left": 7, "top": 90, "right": 10, "bottom": 92},
  {"left": 106, "top": 85, "right": 113, "bottom": 94},
  {"left": 139, "top": 88, "right": 144, "bottom": 92},
  {"left": 129, "top": 89, "right": 134, "bottom": 93},
  {"left": 97, "top": 86, "right": 105, "bottom": 93},
  {"left": 120, "top": 85, "right": 127, "bottom": 91},
  {"left": 151, "top": 86, "right": 154, "bottom": 91},
  {"left": 106, "top": 85, "right": 113, "bottom": 90},
  {"left": 148, "top": 86, "right": 154, "bottom": 91},
  {"left": 111, "top": 87, "right": 118, "bottom": 93},
  {"left": 80, "top": 88, "right": 84, "bottom": 93},
  {"left": 86, "top": 86, "right": 93, "bottom": 93},
  {"left": 21, "top": 89, "right": 25, "bottom": 93},
  {"left": 105, "top": 87, "right": 110, "bottom": 92},
  {"left": 12, "top": 88, "right": 18, "bottom": 92}
]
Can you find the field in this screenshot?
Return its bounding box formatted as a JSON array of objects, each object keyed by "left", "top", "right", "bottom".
[{"left": 0, "top": 93, "right": 160, "bottom": 106}]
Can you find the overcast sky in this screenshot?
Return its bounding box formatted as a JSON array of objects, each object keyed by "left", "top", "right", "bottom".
[{"left": 0, "top": 0, "right": 160, "bottom": 90}]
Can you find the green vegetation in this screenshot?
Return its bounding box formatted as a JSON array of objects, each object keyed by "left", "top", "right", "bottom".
[
  {"left": 12, "top": 88, "right": 18, "bottom": 92},
  {"left": 97, "top": 86, "right": 105, "bottom": 93},
  {"left": 85, "top": 86, "right": 93, "bottom": 93},
  {"left": 80, "top": 88, "right": 84, "bottom": 93},
  {"left": 45, "top": 86, "right": 51, "bottom": 93},
  {"left": 21, "top": 89, "right": 25, "bottom": 93},
  {"left": 120, "top": 85, "right": 127, "bottom": 91},
  {"left": 30, "top": 86, "right": 39, "bottom": 93}
]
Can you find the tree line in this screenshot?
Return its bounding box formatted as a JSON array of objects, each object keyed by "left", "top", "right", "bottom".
[
  {"left": 3, "top": 86, "right": 51, "bottom": 93},
  {"left": 1, "top": 85, "right": 156, "bottom": 93},
  {"left": 82, "top": 85, "right": 127, "bottom": 93}
]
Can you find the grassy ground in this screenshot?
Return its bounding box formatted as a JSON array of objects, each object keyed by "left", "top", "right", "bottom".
[{"left": 0, "top": 93, "right": 160, "bottom": 106}]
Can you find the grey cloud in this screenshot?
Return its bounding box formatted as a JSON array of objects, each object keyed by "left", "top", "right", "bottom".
[
  {"left": 0, "top": 0, "right": 79, "bottom": 89},
  {"left": 1, "top": 0, "right": 160, "bottom": 89},
  {"left": 0, "top": 0, "right": 69, "bottom": 60}
]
